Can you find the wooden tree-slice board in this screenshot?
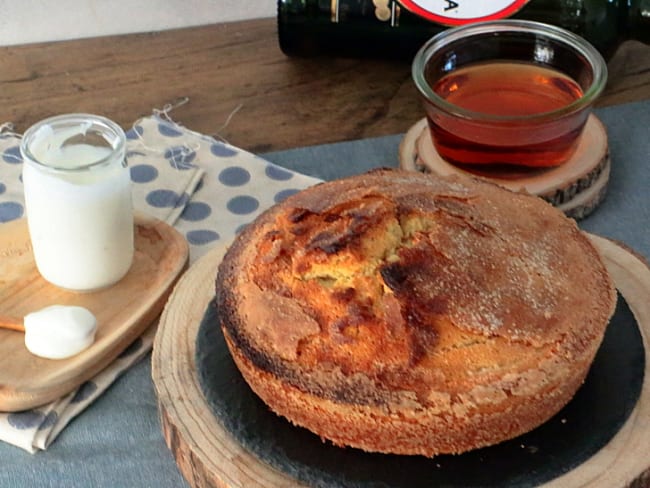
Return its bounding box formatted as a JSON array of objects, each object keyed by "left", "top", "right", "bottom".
[
  {"left": 399, "top": 115, "right": 610, "bottom": 220},
  {"left": 152, "top": 235, "right": 650, "bottom": 488},
  {"left": 0, "top": 213, "right": 189, "bottom": 412}
]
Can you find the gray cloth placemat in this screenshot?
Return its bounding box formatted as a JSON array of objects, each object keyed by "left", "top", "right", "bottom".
[{"left": 0, "top": 98, "right": 647, "bottom": 487}]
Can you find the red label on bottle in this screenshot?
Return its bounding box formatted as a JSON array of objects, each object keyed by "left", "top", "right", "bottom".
[{"left": 397, "top": 0, "right": 530, "bottom": 26}]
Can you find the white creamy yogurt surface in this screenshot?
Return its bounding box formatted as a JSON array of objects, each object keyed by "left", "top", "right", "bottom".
[{"left": 23, "top": 305, "right": 97, "bottom": 360}]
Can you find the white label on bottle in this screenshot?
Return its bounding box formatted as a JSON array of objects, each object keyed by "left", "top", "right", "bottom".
[{"left": 397, "top": 0, "right": 530, "bottom": 25}]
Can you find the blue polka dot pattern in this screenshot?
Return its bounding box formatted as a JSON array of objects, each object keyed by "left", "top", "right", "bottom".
[
  {"left": 118, "top": 337, "right": 143, "bottom": 359},
  {"left": 158, "top": 123, "right": 183, "bottom": 137},
  {"left": 146, "top": 189, "right": 188, "bottom": 209},
  {"left": 180, "top": 201, "right": 211, "bottom": 221},
  {"left": 0, "top": 115, "right": 326, "bottom": 450},
  {"left": 227, "top": 195, "right": 259, "bottom": 215},
  {"left": 0, "top": 201, "right": 23, "bottom": 222},
  {"left": 235, "top": 223, "right": 249, "bottom": 235},
  {"left": 187, "top": 229, "right": 219, "bottom": 245},
  {"left": 2, "top": 146, "right": 22, "bottom": 164},
  {"left": 274, "top": 188, "right": 301, "bottom": 203},
  {"left": 125, "top": 125, "right": 144, "bottom": 140},
  {"left": 71, "top": 381, "right": 98, "bottom": 403},
  {"left": 164, "top": 146, "right": 196, "bottom": 170},
  {"left": 266, "top": 165, "right": 294, "bottom": 181},
  {"left": 219, "top": 166, "right": 250, "bottom": 186},
  {"left": 130, "top": 164, "right": 159, "bottom": 183},
  {"left": 178, "top": 192, "right": 191, "bottom": 208},
  {"left": 8, "top": 411, "right": 45, "bottom": 430},
  {"left": 210, "top": 143, "right": 238, "bottom": 157},
  {"left": 38, "top": 411, "right": 58, "bottom": 430}
]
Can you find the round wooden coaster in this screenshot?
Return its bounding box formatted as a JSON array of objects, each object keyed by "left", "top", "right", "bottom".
[
  {"left": 398, "top": 115, "right": 610, "bottom": 220},
  {"left": 152, "top": 235, "right": 650, "bottom": 488}
]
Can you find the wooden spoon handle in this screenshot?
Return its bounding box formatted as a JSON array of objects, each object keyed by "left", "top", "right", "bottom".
[{"left": 0, "top": 316, "right": 24, "bottom": 332}]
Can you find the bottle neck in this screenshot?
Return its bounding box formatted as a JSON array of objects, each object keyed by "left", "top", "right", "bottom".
[{"left": 627, "top": 0, "right": 650, "bottom": 44}]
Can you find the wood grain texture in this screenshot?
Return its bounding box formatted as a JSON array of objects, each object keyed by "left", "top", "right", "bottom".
[
  {"left": 152, "top": 242, "right": 304, "bottom": 488},
  {"left": 0, "top": 213, "right": 188, "bottom": 412},
  {"left": 0, "top": 20, "right": 648, "bottom": 154},
  {"left": 152, "top": 235, "right": 650, "bottom": 488}
]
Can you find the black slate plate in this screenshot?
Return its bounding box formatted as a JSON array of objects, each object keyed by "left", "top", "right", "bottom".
[{"left": 196, "top": 293, "right": 644, "bottom": 488}]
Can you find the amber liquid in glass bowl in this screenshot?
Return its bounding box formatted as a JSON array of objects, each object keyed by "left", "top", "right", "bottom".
[{"left": 427, "top": 61, "right": 585, "bottom": 169}]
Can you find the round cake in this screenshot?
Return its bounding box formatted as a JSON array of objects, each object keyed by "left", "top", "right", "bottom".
[{"left": 215, "top": 168, "right": 616, "bottom": 457}]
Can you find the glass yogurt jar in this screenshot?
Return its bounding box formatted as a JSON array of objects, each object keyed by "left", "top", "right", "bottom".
[{"left": 20, "top": 114, "right": 134, "bottom": 291}]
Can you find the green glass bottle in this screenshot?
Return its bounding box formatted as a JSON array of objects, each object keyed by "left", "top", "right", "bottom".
[{"left": 277, "top": 0, "right": 650, "bottom": 59}]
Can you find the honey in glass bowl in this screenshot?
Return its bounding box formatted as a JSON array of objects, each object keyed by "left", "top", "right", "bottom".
[{"left": 412, "top": 20, "right": 607, "bottom": 170}]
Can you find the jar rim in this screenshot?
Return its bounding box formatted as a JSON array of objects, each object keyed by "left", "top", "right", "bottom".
[
  {"left": 411, "top": 20, "right": 608, "bottom": 123},
  {"left": 20, "top": 113, "right": 126, "bottom": 173}
]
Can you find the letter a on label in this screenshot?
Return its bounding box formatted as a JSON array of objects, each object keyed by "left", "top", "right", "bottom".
[
  {"left": 444, "top": 1, "right": 459, "bottom": 11},
  {"left": 397, "top": 0, "right": 530, "bottom": 26}
]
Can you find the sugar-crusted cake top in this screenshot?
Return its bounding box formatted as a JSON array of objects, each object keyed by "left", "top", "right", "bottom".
[{"left": 216, "top": 169, "right": 616, "bottom": 404}]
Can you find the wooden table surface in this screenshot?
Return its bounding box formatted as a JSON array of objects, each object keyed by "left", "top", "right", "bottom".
[{"left": 0, "top": 18, "right": 649, "bottom": 154}]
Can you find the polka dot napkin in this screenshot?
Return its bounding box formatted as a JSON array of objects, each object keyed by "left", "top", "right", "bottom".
[{"left": 0, "top": 114, "right": 320, "bottom": 452}]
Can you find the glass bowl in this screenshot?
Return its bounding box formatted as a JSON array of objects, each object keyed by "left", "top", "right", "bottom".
[{"left": 412, "top": 20, "right": 607, "bottom": 169}]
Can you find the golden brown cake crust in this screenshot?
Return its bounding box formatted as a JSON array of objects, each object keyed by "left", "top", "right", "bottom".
[{"left": 216, "top": 168, "right": 616, "bottom": 456}]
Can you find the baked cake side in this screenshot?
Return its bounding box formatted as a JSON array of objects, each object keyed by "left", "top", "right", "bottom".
[{"left": 215, "top": 169, "right": 616, "bottom": 456}]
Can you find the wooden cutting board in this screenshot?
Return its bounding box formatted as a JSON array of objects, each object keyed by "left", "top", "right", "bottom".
[
  {"left": 152, "top": 235, "right": 650, "bottom": 488},
  {"left": 0, "top": 213, "right": 188, "bottom": 412}
]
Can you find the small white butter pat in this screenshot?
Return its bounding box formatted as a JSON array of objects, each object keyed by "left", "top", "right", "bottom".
[{"left": 24, "top": 305, "right": 97, "bottom": 359}]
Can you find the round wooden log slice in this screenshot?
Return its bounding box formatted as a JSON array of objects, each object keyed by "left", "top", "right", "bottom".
[
  {"left": 152, "top": 236, "right": 650, "bottom": 488},
  {"left": 398, "top": 115, "right": 610, "bottom": 220}
]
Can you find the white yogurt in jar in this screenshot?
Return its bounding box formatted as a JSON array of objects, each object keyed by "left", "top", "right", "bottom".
[{"left": 21, "top": 114, "right": 134, "bottom": 291}]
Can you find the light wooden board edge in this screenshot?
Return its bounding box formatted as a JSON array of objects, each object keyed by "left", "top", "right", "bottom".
[
  {"left": 152, "top": 242, "right": 305, "bottom": 488},
  {"left": 152, "top": 236, "right": 650, "bottom": 488}
]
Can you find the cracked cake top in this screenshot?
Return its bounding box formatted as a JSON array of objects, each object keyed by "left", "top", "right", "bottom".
[{"left": 216, "top": 168, "right": 615, "bottom": 408}]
